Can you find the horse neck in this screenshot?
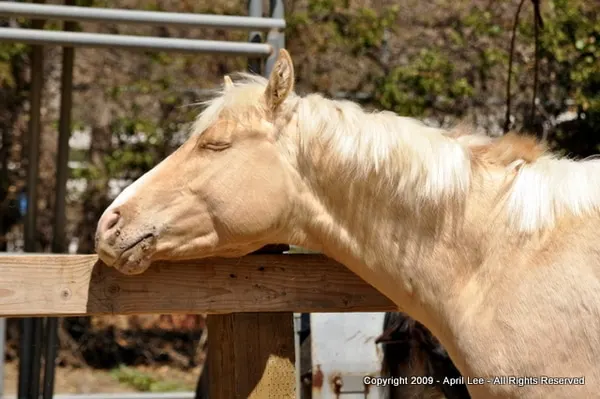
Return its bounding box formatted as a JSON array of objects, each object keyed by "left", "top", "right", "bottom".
[
  {"left": 293, "top": 179, "right": 484, "bottom": 316},
  {"left": 281, "top": 102, "right": 512, "bottom": 366}
]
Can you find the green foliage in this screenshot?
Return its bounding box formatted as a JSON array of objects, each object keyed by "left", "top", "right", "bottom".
[
  {"left": 372, "top": 4, "right": 511, "bottom": 119},
  {"left": 530, "top": 0, "right": 600, "bottom": 155},
  {"left": 289, "top": 0, "right": 598, "bottom": 145},
  {"left": 463, "top": 8, "right": 503, "bottom": 37},
  {"left": 0, "top": 43, "right": 27, "bottom": 87},
  {"left": 287, "top": 0, "right": 398, "bottom": 53},
  {"left": 105, "top": 116, "right": 160, "bottom": 178},
  {"left": 307, "top": 0, "right": 338, "bottom": 15},
  {"left": 376, "top": 49, "right": 474, "bottom": 117},
  {"left": 345, "top": 6, "right": 398, "bottom": 52},
  {"left": 537, "top": 0, "right": 599, "bottom": 100},
  {"left": 140, "top": 2, "right": 164, "bottom": 12},
  {"left": 110, "top": 366, "right": 187, "bottom": 392}
]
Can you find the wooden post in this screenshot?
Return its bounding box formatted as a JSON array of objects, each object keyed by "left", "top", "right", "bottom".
[
  {"left": 207, "top": 312, "right": 296, "bottom": 398},
  {"left": 206, "top": 245, "right": 297, "bottom": 398}
]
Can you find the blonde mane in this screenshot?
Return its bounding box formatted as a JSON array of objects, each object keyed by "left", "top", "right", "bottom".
[{"left": 191, "top": 73, "right": 600, "bottom": 233}]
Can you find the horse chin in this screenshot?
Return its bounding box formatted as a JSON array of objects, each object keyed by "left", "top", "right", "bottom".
[{"left": 112, "top": 235, "right": 157, "bottom": 275}]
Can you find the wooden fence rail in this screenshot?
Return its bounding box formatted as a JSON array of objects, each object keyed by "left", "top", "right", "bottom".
[
  {"left": 0, "top": 254, "right": 395, "bottom": 316},
  {"left": 0, "top": 253, "right": 396, "bottom": 398}
]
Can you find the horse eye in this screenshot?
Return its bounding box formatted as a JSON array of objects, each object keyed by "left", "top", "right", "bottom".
[{"left": 201, "top": 142, "right": 231, "bottom": 151}]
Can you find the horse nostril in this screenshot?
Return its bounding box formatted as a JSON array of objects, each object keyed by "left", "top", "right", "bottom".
[{"left": 99, "top": 209, "right": 121, "bottom": 236}]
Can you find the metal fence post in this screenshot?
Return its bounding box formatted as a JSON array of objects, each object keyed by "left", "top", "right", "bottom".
[
  {"left": 44, "top": 2, "right": 76, "bottom": 398},
  {"left": 265, "top": 0, "right": 284, "bottom": 76},
  {"left": 247, "top": 0, "right": 263, "bottom": 75},
  {"left": 19, "top": 2, "right": 46, "bottom": 398},
  {"left": 0, "top": 317, "right": 5, "bottom": 399}
]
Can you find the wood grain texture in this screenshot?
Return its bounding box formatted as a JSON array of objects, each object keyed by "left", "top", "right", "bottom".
[
  {"left": 206, "top": 247, "right": 295, "bottom": 399},
  {"left": 207, "top": 313, "right": 296, "bottom": 399},
  {"left": 0, "top": 254, "right": 396, "bottom": 316}
]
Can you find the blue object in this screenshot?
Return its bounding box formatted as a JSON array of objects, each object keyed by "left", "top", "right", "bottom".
[{"left": 18, "top": 192, "right": 27, "bottom": 216}]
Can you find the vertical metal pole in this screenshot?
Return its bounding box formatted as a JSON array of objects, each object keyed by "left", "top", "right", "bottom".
[
  {"left": 0, "top": 318, "right": 5, "bottom": 399},
  {"left": 51, "top": 5, "right": 74, "bottom": 258},
  {"left": 29, "top": 318, "right": 43, "bottom": 399},
  {"left": 247, "top": 0, "right": 263, "bottom": 75},
  {"left": 17, "top": 320, "right": 33, "bottom": 399},
  {"left": 293, "top": 313, "right": 301, "bottom": 399},
  {"left": 44, "top": 3, "right": 76, "bottom": 398},
  {"left": 22, "top": 16, "right": 44, "bottom": 255},
  {"left": 265, "top": 0, "right": 285, "bottom": 76},
  {"left": 42, "top": 317, "right": 58, "bottom": 399},
  {"left": 19, "top": 5, "right": 45, "bottom": 397}
]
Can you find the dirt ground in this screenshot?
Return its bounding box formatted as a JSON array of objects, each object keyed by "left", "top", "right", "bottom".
[
  {"left": 1, "top": 314, "right": 206, "bottom": 394},
  {"left": 2, "top": 361, "right": 201, "bottom": 394}
]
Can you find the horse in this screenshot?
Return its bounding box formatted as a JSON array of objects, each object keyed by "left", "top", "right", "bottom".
[
  {"left": 95, "top": 49, "right": 600, "bottom": 398},
  {"left": 377, "top": 311, "right": 470, "bottom": 399}
]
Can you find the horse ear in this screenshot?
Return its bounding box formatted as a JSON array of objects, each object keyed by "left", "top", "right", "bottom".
[
  {"left": 223, "top": 75, "right": 234, "bottom": 91},
  {"left": 264, "top": 49, "right": 295, "bottom": 113}
]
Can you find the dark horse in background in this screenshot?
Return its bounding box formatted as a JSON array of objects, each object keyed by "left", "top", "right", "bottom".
[
  {"left": 377, "top": 312, "right": 470, "bottom": 399},
  {"left": 194, "top": 311, "right": 470, "bottom": 399}
]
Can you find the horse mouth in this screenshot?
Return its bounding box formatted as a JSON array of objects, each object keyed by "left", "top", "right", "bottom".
[
  {"left": 112, "top": 233, "right": 157, "bottom": 275},
  {"left": 123, "top": 233, "right": 155, "bottom": 254}
]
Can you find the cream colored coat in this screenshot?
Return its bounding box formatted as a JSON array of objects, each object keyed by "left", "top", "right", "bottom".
[{"left": 96, "top": 50, "right": 600, "bottom": 398}]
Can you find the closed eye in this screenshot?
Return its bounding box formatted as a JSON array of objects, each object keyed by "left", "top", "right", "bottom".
[{"left": 201, "top": 142, "right": 231, "bottom": 151}]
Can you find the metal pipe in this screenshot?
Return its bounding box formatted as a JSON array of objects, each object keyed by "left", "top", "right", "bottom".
[
  {"left": 0, "top": 2, "right": 285, "bottom": 30},
  {"left": 19, "top": 9, "right": 45, "bottom": 398},
  {"left": 29, "top": 317, "right": 44, "bottom": 399},
  {"left": 293, "top": 313, "right": 301, "bottom": 399},
  {"left": 265, "top": 0, "right": 285, "bottom": 76},
  {"left": 0, "top": 28, "right": 272, "bottom": 55},
  {"left": 16, "top": 319, "right": 32, "bottom": 399},
  {"left": 51, "top": 15, "right": 74, "bottom": 257},
  {"left": 42, "top": 317, "right": 58, "bottom": 399},
  {"left": 0, "top": 318, "right": 5, "bottom": 399},
  {"left": 22, "top": 36, "right": 44, "bottom": 255},
  {"left": 44, "top": 9, "right": 76, "bottom": 399},
  {"left": 247, "top": 0, "right": 263, "bottom": 75}
]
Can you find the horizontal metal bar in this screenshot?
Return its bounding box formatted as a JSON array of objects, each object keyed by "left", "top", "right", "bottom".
[
  {"left": 0, "top": 2, "right": 285, "bottom": 30},
  {"left": 0, "top": 28, "right": 272, "bottom": 55},
  {"left": 2, "top": 393, "right": 195, "bottom": 399}
]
